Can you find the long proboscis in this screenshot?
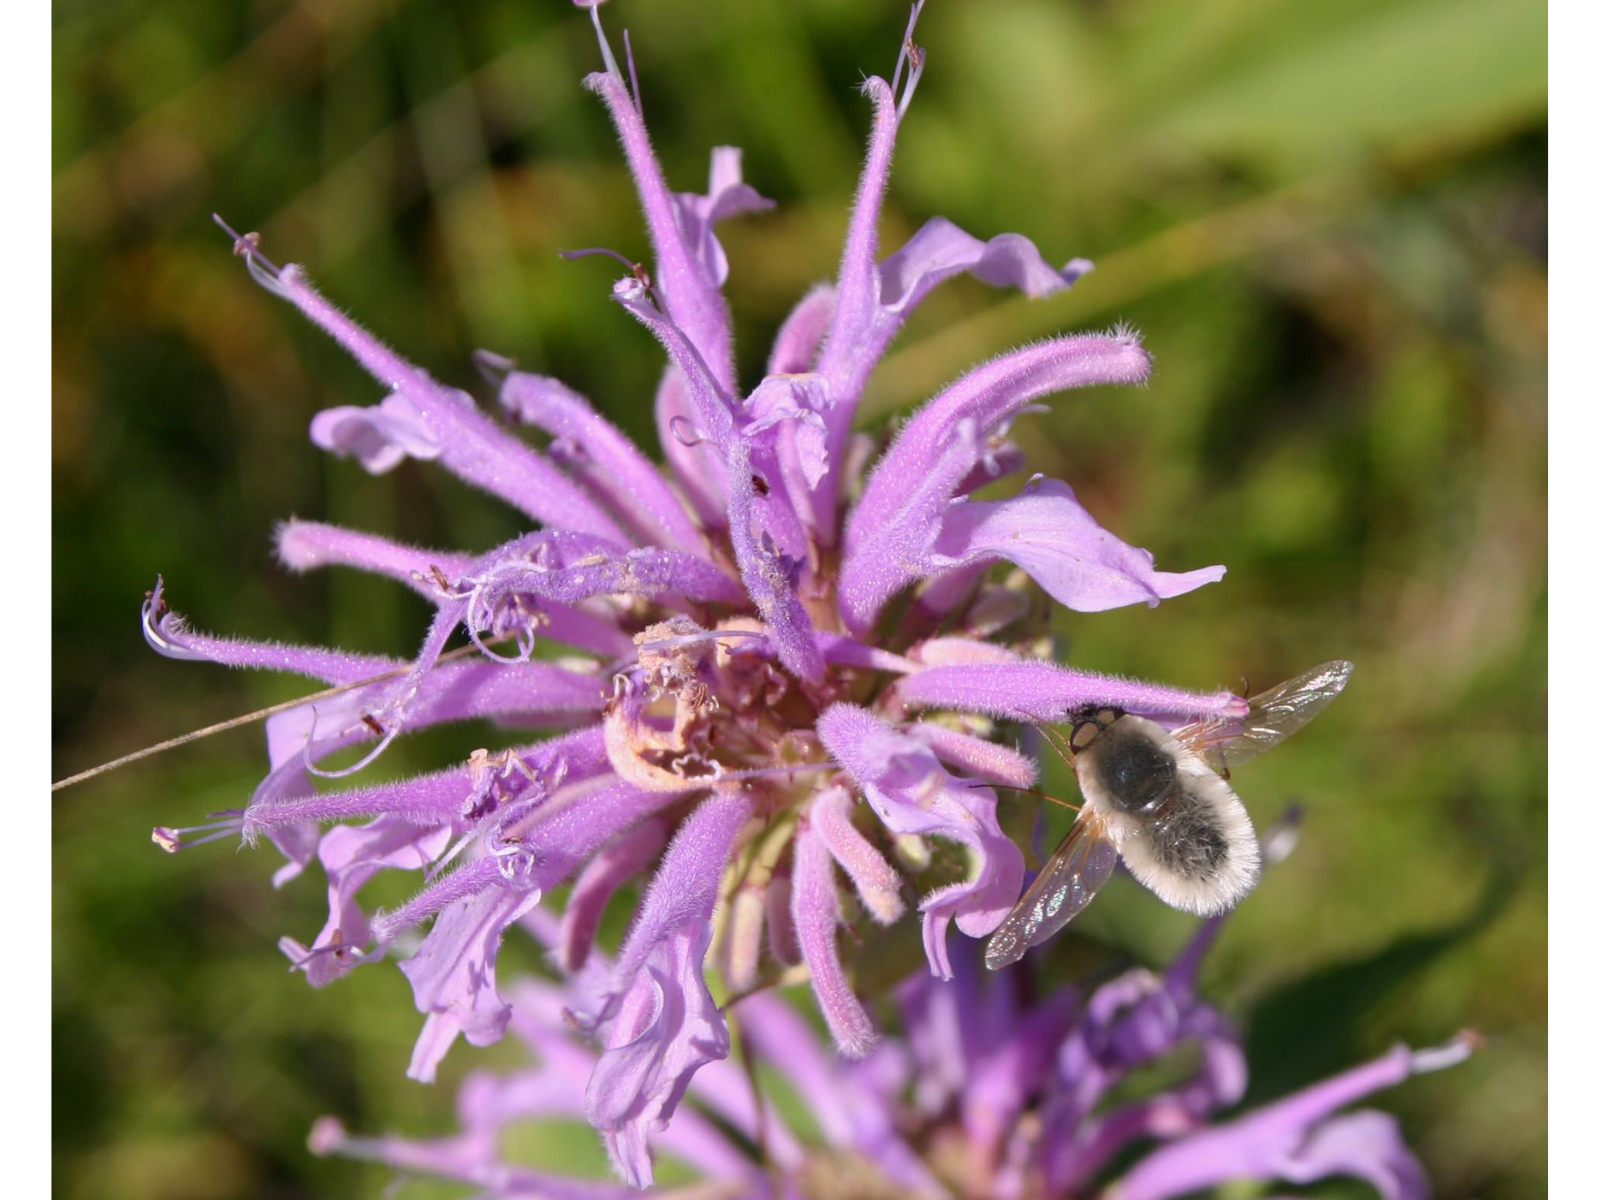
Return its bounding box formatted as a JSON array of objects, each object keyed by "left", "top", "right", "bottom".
[{"left": 51, "top": 640, "right": 505, "bottom": 793}]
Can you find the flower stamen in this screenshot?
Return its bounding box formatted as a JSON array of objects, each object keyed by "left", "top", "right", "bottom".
[
  {"left": 211, "top": 213, "right": 287, "bottom": 297},
  {"left": 150, "top": 811, "right": 246, "bottom": 852}
]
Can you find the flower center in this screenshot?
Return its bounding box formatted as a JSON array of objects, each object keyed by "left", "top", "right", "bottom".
[{"left": 603, "top": 615, "right": 837, "bottom": 801}]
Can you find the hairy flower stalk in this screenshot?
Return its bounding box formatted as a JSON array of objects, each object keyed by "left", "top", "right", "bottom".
[{"left": 148, "top": 1, "right": 1312, "bottom": 1186}]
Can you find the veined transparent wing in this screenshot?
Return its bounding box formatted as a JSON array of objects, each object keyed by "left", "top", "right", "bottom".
[
  {"left": 1174, "top": 660, "right": 1353, "bottom": 774},
  {"left": 985, "top": 812, "right": 1120, "bottom": 970}
]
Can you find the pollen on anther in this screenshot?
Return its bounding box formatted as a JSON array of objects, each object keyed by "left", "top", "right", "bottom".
[{"left": 152, "top": 827, "right": 182, "bottom": 853}]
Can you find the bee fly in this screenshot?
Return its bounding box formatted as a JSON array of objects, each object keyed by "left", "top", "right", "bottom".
[{"left": 985, "top": 660, "right": 1354, "bottom": 970}]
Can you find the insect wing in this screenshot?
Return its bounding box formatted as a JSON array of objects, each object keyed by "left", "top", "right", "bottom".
[
  {"left": 985, "top": 813, "right": 1120, "bottom": 970},
  {"left": 1174, "top": 659, "right": 1353, "bottom": 774}
]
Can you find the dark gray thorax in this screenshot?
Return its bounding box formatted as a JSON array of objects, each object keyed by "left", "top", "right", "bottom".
[{"left": 1086, "top": 721, "right": 1179, "bottom": 814}]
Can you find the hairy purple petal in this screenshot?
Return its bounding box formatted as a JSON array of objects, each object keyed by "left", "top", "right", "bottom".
[
  {"left": 309, "top": 394, "right": 441, "bottom": 471},
  {"left": 262, "top": 657, "right": 607, "bottom": 776},
  {"left": 852, "top": 333, "right": 1153, "bottom": 539},
  {"left": 815, "top": 704, "right": 1024, "bottom": 978},
  {"left": 815, "top": 76, "right": 898, "bottom": 421},
  {"left": 673, "top": 145, "right": 775, "bottom": 292},
  {"left": 394, "top": 776, "right": 700, "bottom": 1082},
  {"left": 811, "top": 67, "right": 1098, "bottom": 539},
  {"left": 402, "top": 878, "right": 545, "bottom": 1083},
  {"left": 932, "top": 477, "right": 1226, "bottom": 612},
  {"left": 899, "top": 660, "right": 1249, "bottom": 727},
  {"left": 277, "top": 266, "right": 629, "bottom": 542},
  {"left": 248, "top": 728, "right": 610, "bottom": 839},
  {"left": 810, "top": 784, "right": 906, "bottom": 926},
  {"left": 559, "top": 815, "right": 673, "bottom": 972},
  {"left": 653, "top": 366, "right": 728, "bottom": 527},
  {"left": 583, "top": 60, "right": 751, "bottom": 392},
  {"left": 494, "top": 366, "right": 707, "bottom": 557},
  {"left": 467, "top": 542, "right": 744, "bottom": 617},
  {"left": 583, "top": 787, "right": 751, "bottom": 1187},
  {"left": 276, "top": 520, "right": 470, "bottom": 599},
  {"left": 840, "top": 333, "right": 1154, "bottom": 631},
  {"left": 1111, "top": 1038, "right": 1477, "bottom": 1200},
  {"left": 277, "top": 514, "right": 651, "bottom": 657},
  {"left": 905, "top": 721, "right": 1038, "bottom": 789},
  {"left": 143, "top": 580, "right": 396, "bottom": 683},
  {"left": 822, "top": 213, "right": 1091, "bottom": 458},
  {"left": 792, "top": 805, "right": 879, "bottom": 1055},
  {"left": 768, "top": 285, "right": 837, "bottom": 375},
  {"left": 612, "top": 278, "right": 825, "bottom": 682}
]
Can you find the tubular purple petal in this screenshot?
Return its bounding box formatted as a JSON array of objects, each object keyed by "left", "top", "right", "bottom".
[
  {"left": 815, "top": 703, "right": 1024, "bottom": 979},
  {"left": 468, "top": 543, "right": 744, "bottom": 611},
  {"left": 583, "top": 786, "right": 752, "bottom": 1187},
  {"left": 143, "top": 583, "right": 398, "bottom": 682},
  {"left": 792, "top": 808, "right": 880, "bottom": 1057},
  {"left": 653, "top": 366, "right": 728, "bottom": 527},
  {"left": 582, "top": 64, "right": 743, "bottom": 393},
  {"left": 905, "top": 721, "right": 1038, "bottom": 789},
  {"left": 276, "top": 520, "right": 470, "bottom": 599},
  {"left": 816, "top": 77, "right": 899, "bottom": 413},
  {"left": 277, "top": 266, "right": 629, "bottom": 541},
  {"left": 768, "top": 285, "right": 838, "bottom": 376},
  {"left": 1110, "top": 1038, "right": 1477, "bottom": 1200},
  {"left": 263, "top": 659, "right": 607, "bottom": 780},
  {"left": 559, "top": 815, "right": 673, "bottom": 972},
  {"left": 839, "top": 332, "right": 1154, "bottom": 631},
  {"left": 899, "top": 660, "right": 1249, "bottom": 727},
  {"left": 931, "top": 477, "right": 1227, "bottom": 612},
  {"left": 495, "top": 367, "right": 709, "bottom": 557},
  {"left": 244, "top": 728, "right": 610, "bottom": 840},
  {"left": 822, "top": 216, "right": 1094, "bottom": 480},
  {"left": 810, "top": 784, "right": 906, "bottom": 925},
  {"left": 856, "top": 332, "right": 1154, "bottom": 536}
]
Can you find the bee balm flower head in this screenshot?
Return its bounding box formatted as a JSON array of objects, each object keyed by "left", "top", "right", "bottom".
[
  {"left": 151, "top": 1, "right": 1255, "bottom": 1185},
  {"left": 310, "top": 862, "right": 1475, "bottom": 1198}
]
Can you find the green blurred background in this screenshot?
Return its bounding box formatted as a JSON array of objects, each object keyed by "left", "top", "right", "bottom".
[{"left": 53, "top": 0, "right": 1546, "bottom": 1196}]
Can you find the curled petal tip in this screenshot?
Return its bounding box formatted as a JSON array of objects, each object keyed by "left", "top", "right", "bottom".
[
  {"left": 1414, "top": 1031, "right": 1483, "bottom": 1073},
  {"left": 471, "top": 348, "right": 515, "bottom": 387}
]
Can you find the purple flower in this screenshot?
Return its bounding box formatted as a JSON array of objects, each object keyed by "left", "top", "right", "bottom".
[
  {"left": 311, "top": 844, "right": 1474, "bottom": 1198},
  {"left": 153, "top": 1, "right": 1273, "bottom": 1183}
]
